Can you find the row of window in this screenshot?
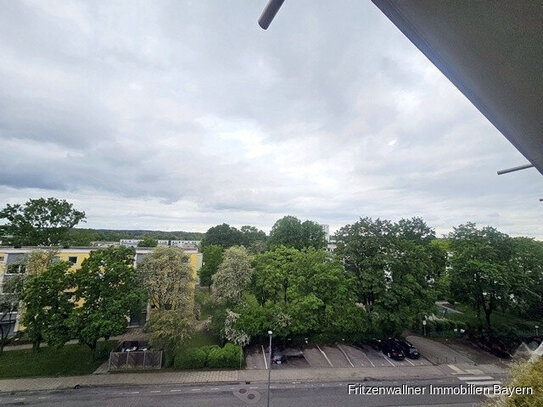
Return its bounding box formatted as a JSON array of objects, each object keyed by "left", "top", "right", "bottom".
[{"left": 3, "top": 256, "right": 78, "bottom": 274}]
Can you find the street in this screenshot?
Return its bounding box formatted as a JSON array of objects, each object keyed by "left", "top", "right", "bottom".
[{"left": 0, "top": 378, "right": 493, "bottom": 407}]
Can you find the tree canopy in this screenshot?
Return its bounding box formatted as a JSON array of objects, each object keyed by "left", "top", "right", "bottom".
[
  {"left": 0, "top": 198, "right": 86, "bottom": 246},
  {"left": 268, "top": 216, "right": 326, "bottom": 250}
]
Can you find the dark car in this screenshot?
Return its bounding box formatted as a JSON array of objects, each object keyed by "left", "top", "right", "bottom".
[
  {"left": 395, "top": 339, "right": 420, "bottom": 359},
  {"left": 282, "top": 347, "right": 304, "bottom": 359},
  {"left": 382, "top": 339, "right": 405, "bottom": 360},
  {"left": 368, "top": 338, "right": 382, "bottom": 351},
  {"left": 271, "top": 350, "right": 286, "bottom": 364}
]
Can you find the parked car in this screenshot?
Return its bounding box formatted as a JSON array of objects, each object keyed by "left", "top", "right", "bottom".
[
  {"left": 395, "top": 339, "right": 420, "bottom": 359},
  {"left": 282, "top": 347, "right": 304, "bottom": 359},
  {"left": 271, "top": 349, "right": 286, "bottom": 364},
  {"left": 382, "top": 339, "right": 405, "bottom": 360},
  {"left": 368, "top": 338, "right": 382, "bottom": 351}
]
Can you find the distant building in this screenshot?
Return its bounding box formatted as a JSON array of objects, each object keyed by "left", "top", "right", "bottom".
[
  {"left": 119, "top": 239, "right": 142, "bottom": 248},
  {"left": 320, "top": 224, "right": 336, "bottom": 253},
  {"left": 157, "top": 240, "right": 170, "bottom": 247},
  {"left": 0, "top": 245, "right": 203, "bottom": 334}
]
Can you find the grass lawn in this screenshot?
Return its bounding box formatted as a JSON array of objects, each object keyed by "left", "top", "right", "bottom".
[
  {"left": 184, "top": 330, "right": 220, "bottom": 348},
  {"left": 447, "top": 304, "right": 542, "bottom": 336},
  {"left": 0, "top": 341, "right": 118, "bottom": 378}
]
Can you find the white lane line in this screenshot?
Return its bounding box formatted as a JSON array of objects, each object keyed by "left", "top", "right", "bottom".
[
  {"left": 405, "top": 358, "right": 415, "bottom": 366},
  {"left": 465, "top": 381, "right": 502, "bottom": 386},
  {"left": 337, "top": 344, "right": 355, "bottom": 368},
  {"left": 150, "top": 390, "right": 161, "bottom": 393},
  {"left": 316, "top": 344, "right": 334, "bottom": 367},
  {"left": 249, "top": 386, "right": 258, "bottom": 389},
  {"left": 360, "top": 348, "right": 375, "bottom": 367},
  {"left": 261, "top": 345, "right": 268, "bottom": 369},
  {"left": 191, "top": 388, "right": 201, "bottom": 391},
  {"left": 126, "top": 391, "right": 140, "bottom": 394},
  {"left": 448, "top": 364, "right": 465, "bottom": 374},
  {"left": 381, "top": 353, "right": 396, "bottom": 367},
  {"left": 211, "top": 387, "right": 219, "bottom": 390},
  {"left": 458, "top": 376, "right": 494, "bottom": 381},
  {"left": 170, "top": 389, "right": 183, "bottom": 392}
]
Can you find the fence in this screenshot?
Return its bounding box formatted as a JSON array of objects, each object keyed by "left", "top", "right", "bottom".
[{"left": 108, "top": 350, "right": 163, "bottom": 371}]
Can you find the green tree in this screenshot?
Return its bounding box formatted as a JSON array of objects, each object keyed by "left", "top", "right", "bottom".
[
  {"left": 145, "top": 310, "right": 193, "bottom": 354},
  {"left": 137, "top": 237, "right": 158, "bottom": 247},
  {"left": 0, "top": 275, "right": 25, "bottom": 353},
  {"left": 511, "top": 237, "right": 543, "bottom": 318},
  {"left": 334, "top": 217, "right": 437, "bottom": 335},
  {"left": 199, "top": 245, "right": 224, "bottom": 288},
  {"left": 201, "top": 224, "right": 244, "bottom": 248},
  {"left": 240, "top": 226, "right": 268, "bottom": 253},
  {"left": 69, "top": 247, "right": 144, "bottom": 356},
  {"left": 212, "top": 246, "right": 254, "bottom": 306},
  {"left": 0, "top": 197, "right": 86, "bottom": 246},
  {"left": 21, "top": 262, "right": 74, "bottom": 351},
  {"left": 139, "top": 246, "right": 195, "bottom": 316},
  {"left": 268, "top": 216, "right": 325, "bottom": 250},
  {"left": 448, "top": 223, "right": 520, "bottom": 329}
]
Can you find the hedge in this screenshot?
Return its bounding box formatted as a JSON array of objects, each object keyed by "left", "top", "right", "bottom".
[
  {"left": 174, "top": 348, "right": 207, "bottom": 369},
  {"left": 173, "top": 343, "right": 242, "bottom": 370}
]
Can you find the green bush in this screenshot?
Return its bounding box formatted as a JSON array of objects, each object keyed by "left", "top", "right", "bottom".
[
  {"left": 207, "top": 343, "right": 241, "bottom": 369},
  {"left": 174, "top": 348, "right": 207, "bottom": 369}
]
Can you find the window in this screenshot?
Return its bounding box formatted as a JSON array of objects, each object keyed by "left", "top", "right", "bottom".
[
  {"left": 0, "top": 256, "right": 4, "bottom": 262},
  {"left": 6, "top": 264, "right": 26, "bottom": 274},
  {"left": 68, "top": 256, "right": 78, "bottom": 264}
]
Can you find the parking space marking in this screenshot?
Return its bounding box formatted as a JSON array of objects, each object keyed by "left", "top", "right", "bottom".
[
  {"left": 448, "top": 364, "right": 465, "bottom": 374},
  {"left": 405, "top": 358, "right": 415, "bottom": 366},
  {"left": 337, "top": 344, "right": 355, "bottom": 367},
  {"left": 357, "top": 346, "right": 375, "bottom": 367},
  {"left": 316, "top": 344, "right": 334, "bottom": 367},
  {"left": 381, "top": 353, "right": 397, "bottom": 367},
  {"left": 261, "top": 345, "right": 268, "bottom": 369},
  {"left": 457, "top": 376, "right": 493, "bottom": 381}
]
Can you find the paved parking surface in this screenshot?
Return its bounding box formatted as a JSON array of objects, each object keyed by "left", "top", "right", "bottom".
[
  {"left": 246, "top": 341, "right": 434, "bottom": 371},
  {"left": 301, "top": 346, "right": 332, "bottom": 368}
]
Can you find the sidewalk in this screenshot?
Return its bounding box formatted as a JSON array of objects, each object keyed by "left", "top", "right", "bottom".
[{"left": 0, "top": 365, "right": 449, "bottom": 393}]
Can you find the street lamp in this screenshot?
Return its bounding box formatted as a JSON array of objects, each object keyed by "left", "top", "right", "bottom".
[
  {"left": 267, "top": 330, "right": 273, "bottom": 407},
  {"left": 536, "top": 325, "right": 539, "bottom": 336},
  {"left": 422, "top": 320, "right": 427, "bottom": 337}
]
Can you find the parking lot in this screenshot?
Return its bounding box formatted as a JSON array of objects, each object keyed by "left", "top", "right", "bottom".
[{"left": 244, "top": 342, "right": 433, "bottom": 370}]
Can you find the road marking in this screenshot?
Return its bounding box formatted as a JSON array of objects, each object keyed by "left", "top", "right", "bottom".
[
  {"left": 337, "top": 344, "right": 355, "bottom": 367},
  {"left": 465, "top": 381, "right": 502, "bottom": 386},
  {"left": 316, "top": 344, "right": 334, "bottom": 367},
  {"left": 191, "top": 388, "right": 201, "bottom": 391},
  {"left": 448, "top": 364, "right": 465, "bottom": 374},
  {"left": 405, "top": 358, "right": 415, "bottom": 366},
  {"left": 381, "top": 353, "right": 396, "bottom": 367},
  {"left": 211, "top": 387, "right": 219, "bottom": 390},
  {"left": 126, "top": 391, "right": 140, "bottom": 394},
  {"left": 150, "top": 390, "right": 161, "bottom": 393},
  {"left": 458, "top": 376, "right": 493, "bottom": 381},
  {"left": 171, "top": 389, "right": 183, "bottom": 392},
  {"left": 466, "top": 368, "right": 483, "bottom": 375},
  {"left": 261, "top": 345, "right": 268, "bottom": 369},
  {"left": 359, "top": 347, "right": 375, "bottom": 367}
]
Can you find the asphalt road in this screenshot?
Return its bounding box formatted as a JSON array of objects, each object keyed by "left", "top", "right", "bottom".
[{"left": 0, "top": 378, "right": 490, "bottom": 407}]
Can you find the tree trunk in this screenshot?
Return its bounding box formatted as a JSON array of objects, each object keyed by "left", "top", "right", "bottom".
[{"left": 32, "top": 339, "right": 41, "bottom": 353}]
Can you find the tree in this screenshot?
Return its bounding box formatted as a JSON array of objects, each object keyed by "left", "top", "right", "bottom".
[
  {"left": 268, "top": 216, "right": 325, "bottom": 250},
  {"left": 23, "top": 249, "right": 58, "bottom": 276},
  {"left": 0, "top": 275, "right": 24, "bottom": 353},
  {"left": 69, "top": 247, "right": 144, "bottom": 356},
  {"left": 448, "top": 223, "right": 519, "bottom": 329},
  {"left": 334, "top": 217, "right": 438, "bottom": 335},
  {"left": 199, "top": 245, "right": 223, "bottom": 288},
  {"left": 21, "top": 262, "right": 74, "bottom": 351},
  {"left": 240, "top": 226, "right": 268, "bottom": 253},
  {"left": 0, "top": 197, "right": 86, "bottom": 246},
  {"left": 137, "top": 237, "right": 158, "bottom": 247},
  {"left": 145, "top": 310, "right": 193, "bottom": 354},
  {"left": 511, "top": 237, "right": 543, "bottom": 318},
  {"left": 201, "top": 224, "right": 244, "bottom": 248},
  {"left": 139, "top": 246, "right": 195, "bottom": 317},
  {"left": 212, "top": 246, "right": 254, "bottom": 306}
]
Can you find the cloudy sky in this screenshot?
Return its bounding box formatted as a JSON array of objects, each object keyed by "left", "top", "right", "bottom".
[{"left": 1, "top": 0, "right": 542, "bottom": 238}]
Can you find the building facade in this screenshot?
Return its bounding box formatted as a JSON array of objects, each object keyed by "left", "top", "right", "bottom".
[{"left": 0, "top": 246, "right": 203, "bottom": 334}]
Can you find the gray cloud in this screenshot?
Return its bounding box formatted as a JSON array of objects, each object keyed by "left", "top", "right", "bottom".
[{"left": 0, "top": 0, "right": 542, "bottom": 238}]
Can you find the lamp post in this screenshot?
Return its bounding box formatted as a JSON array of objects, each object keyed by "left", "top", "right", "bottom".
[
  {"left": 536, "top": 325, "right": 539, "bottom": 336},
  {"left": 422, "top": 320, "right": 427, "bottom": 337},
  {"left": 267, "top": 330, "right": 273, "bottom": 407}
]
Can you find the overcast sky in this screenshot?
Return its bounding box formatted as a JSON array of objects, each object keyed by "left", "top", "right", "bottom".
[{"left": 1, "top": 0, "right": 542, "bottom": 238}]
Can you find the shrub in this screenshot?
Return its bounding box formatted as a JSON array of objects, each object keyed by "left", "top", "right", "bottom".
[{"left": 174, "top": 348, "right": 207, "bottom": 370}]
